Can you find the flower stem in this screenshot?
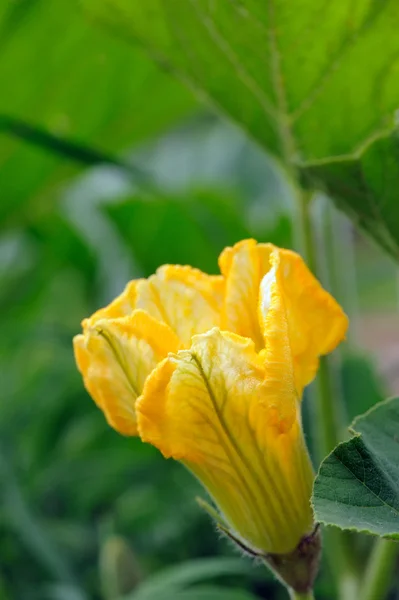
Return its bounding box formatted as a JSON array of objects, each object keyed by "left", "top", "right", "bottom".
[{"left": 360, "top": 539, "right": 398, "bottom": 600}]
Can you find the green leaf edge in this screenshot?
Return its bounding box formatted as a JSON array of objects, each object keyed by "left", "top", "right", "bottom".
[{"left": 311, "top": 396, "right": 399, "bottom": 539}]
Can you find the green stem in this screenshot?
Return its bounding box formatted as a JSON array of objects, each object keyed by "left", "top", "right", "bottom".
[
  {"left": 321, "top": 201, "right": 359, "bottom": 347},
  {"left": 360, "top": 539, "right": 397, "bottom": 600},
  {"left": 314, "top": 355, "right": 340, "bottom": 454},
  {"left": 294, "top": 187, "right": 342, "bottom": 456},
  {"left": 295, "top": 187, "right": 318, "bottom": 275},
  {"left": 289, "top": 590, "right": 314, "bottom": 600},
  {"left": 293, "top": 185, "right": 359, "bottom": 598}
]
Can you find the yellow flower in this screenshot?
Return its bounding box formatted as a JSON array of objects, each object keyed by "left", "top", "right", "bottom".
[
  {"left": 73, "top": 239, "right": 348, "bottom": 556},
  {"left": 73, "top": 266, "right": 220, "bottom": 434}
]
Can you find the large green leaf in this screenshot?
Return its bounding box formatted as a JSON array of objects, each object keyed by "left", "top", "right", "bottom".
[
  {"left": 84, "top": 0, "right": 399, "bottom": 258},
  {"left": 302, "top": 131, "right": 399, "bottom": 259},
  {"left": 313, "top": 397, "right": 399, "bottom": 538},
  {"left": 0, "top": 0, "right": 195, "bottom": 227}
]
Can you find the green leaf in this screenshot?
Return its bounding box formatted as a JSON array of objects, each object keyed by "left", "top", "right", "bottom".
[
  {"left": 302, "top": 131, "right": 399, "bottom": 260},
  {"left": 126, "top": 558, "right": 256, "bottom": 600},
  {"left": 84, "top": 0, "right": 399, "bottom": 258},
  {"left": 0, "top": 0, "right": 195, "bottom": 227},
  {"left": 313, "top": 397, "right": 399, "bottom": 538}
]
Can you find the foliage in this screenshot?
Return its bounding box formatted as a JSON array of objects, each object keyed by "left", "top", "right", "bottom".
[
  {"left": 313, "top": 397, "right": 399, "bottom": 538},
  {"left": 0, "top": 0, "right": 194, "bottom": 228},
  {"left": 0, "top": 1, "right": 398, "bottom": 599},
  {"left": 84, "top": 0, "right": 399, "bottom": 259}
]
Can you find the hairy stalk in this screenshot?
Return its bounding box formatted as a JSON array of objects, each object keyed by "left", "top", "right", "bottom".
[{"left": 361, "top": 539, "right": 398, "bottom": 600}]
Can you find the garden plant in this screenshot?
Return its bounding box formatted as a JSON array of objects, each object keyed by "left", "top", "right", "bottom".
[{"left": 1, "top": 2, "right": 399, "bottom": 600}]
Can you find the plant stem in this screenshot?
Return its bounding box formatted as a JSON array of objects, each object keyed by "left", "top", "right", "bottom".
[
  {"left": 320, "top": 201, "right": 359, "bottom": 347},
  {"left": 360, "top": 539, "right": 398, "bottom": 600},
  {"left": 295, "top": 187, "right": 318, "bottom": 275},
  {"left": 293, "top": 185, "right": 359, "bottom": 598},
  {"left": 294, "top": 186, "right": 342, "bottom": 456},
  {"left": 289, "top": 590, "right": 314, "bottom": 600},
  {"left": 314, "top": 355, "right": 340, "bottom": 455}
]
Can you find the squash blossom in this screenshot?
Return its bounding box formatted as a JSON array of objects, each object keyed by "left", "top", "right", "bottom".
[{"left": 74, "top": 239, "right": 347, "bottom": 590}]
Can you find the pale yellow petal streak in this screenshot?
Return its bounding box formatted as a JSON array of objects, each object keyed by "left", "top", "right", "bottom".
[
  {"left": 135, "top": 265, "right": 223, "bottom": 346},
  {"left": 137, "top": 328, "right": 312, "bottom": 553}
]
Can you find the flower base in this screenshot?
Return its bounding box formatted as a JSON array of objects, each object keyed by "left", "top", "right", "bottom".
[{"left": 265, "top": 526, "right": 321, "bottom": 594}]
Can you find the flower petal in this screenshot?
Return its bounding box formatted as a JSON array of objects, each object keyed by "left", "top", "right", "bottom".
[
  {"left": 73, "top": 310, "right": 180, "bottom": 435},
  {"left": 218, "top": 239, "right": 273, "bottom": 349},
  {"left": 259, "top": 248, "right": 348, "bottom": 393},
  {"left": 137, "top": 327, "right": 314, "bottom": 554},
  {"left": 135, "top": 265, "right": 223, "bottom": 346},
  {"left": 83, "top": 280, "right": 140, "bottom": 327}
]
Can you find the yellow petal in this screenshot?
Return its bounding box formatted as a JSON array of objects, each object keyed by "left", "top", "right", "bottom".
[
  {"left": 220, "top": 239, "right": 348, "bottom": 394},
  {"left": 83, "top": 280, "right": 140, "bottom": 328},
  {"left": 259, "top": 248, "right": 348, "bottom": 394},
  {"left": 135, "top": 265, "right": 223, "bottom": 346},
  {"left": 218, "top": 239, "right": 273, "bottom": 350},
  {"left": 73, "top": 310, "right": 180, "bottom": 435},
  {"left": 137, "top": 327, "right": 314, "bottom": 554}
]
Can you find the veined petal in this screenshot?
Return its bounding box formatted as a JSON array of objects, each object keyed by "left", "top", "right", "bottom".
[
  {"left": 259, "top": 248, "right": 348, "bottom": 394},
  {"left": 135, "top": 265, "right": 223, "bottom": 346},
  {"left": 137, "top": 328, "right": 314, "bottom": 554},
  {"left": 73, "top": 310, "right": 180, "bottom": 435},
  {"left": 219, "top": 239, "right": 273, "bottom": 350},
  {"left": 83, "top": 280, "right": 140, "bottom": 327}
]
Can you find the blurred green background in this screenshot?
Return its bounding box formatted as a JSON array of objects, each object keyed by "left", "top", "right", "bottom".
[{"left": 1, "top": 3, "right": 398, "bottom": 600}]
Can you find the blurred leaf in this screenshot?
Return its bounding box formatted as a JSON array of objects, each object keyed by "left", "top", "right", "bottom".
[
  {"left": 28, "top": 213, "right": 97, "bottom": 283},
  {"left": 126, "top": 558, "right": 256, "bottom": 600},
  {"left": 105, "top": 190, "right": 251, "bottom": 275},
  {"left": 41, "top": 584, "right": 88, "bottom": 600},
  {"left": 105, "top": 189, "right": 291, "bottom": 276},
  {"left": 313, "top": 397, "right": 399, "bottom": 538},
  {"left": 100, "top": 535, "right": 141, "bottom": 599},
  {"left": 0, "top": 0, "right": 195, "bottom": 228},
  {"left": 0, "top": 114, "right": 130, "bottom": 170},
  {"left": 341, "top": 351, "right": 386, "bottom": 421},
  {"left": 85, "top": 0, "right": 399, "bottom": 258},
  {"left": 149, "top": 586, "right": 258, "bottom": 600},
  {"left": 0, "top": 454, "right": 75, "bottom": 584}
]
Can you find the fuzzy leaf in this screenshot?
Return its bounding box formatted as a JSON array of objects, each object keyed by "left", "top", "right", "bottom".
[
  {"left": 313, "top": 397, "right": 399, "bottom": 538},
  {"left": 84, "top": 0, "right": 399, "bottom": 258}
]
